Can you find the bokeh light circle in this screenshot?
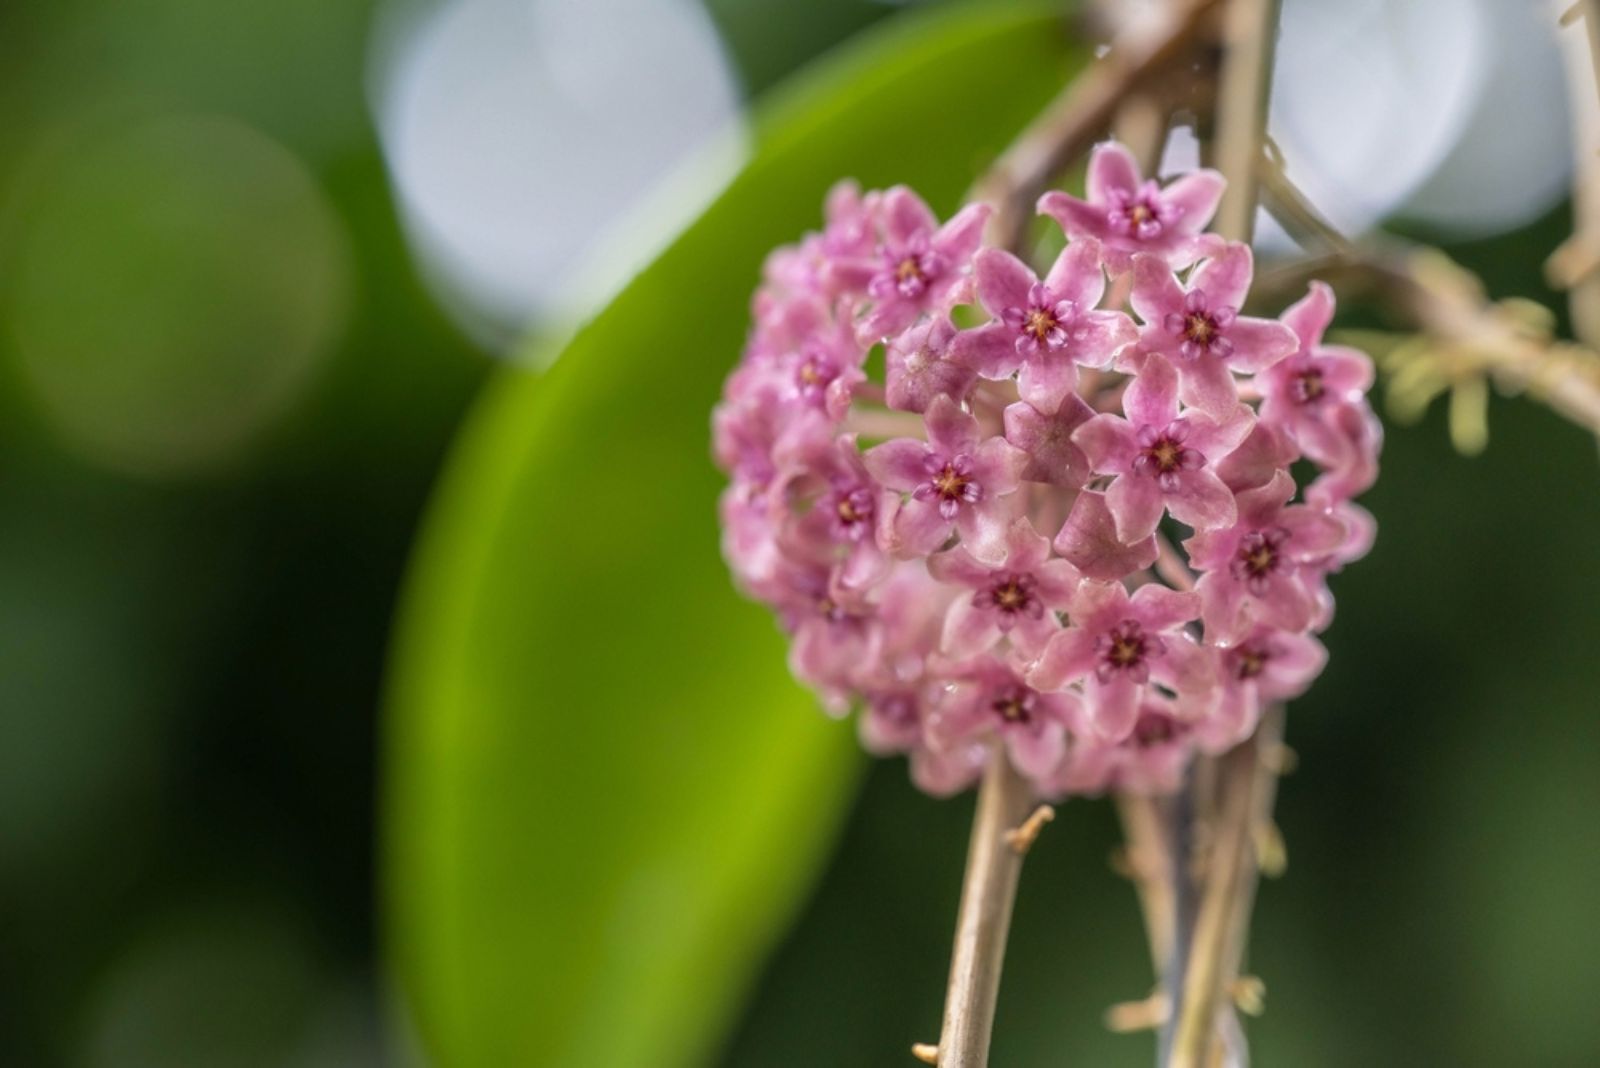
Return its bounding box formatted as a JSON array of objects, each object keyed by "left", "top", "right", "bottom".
[
  {"left": 370, "top": 0, "right": 746, "bottom": 347},
  {"left": 2, "top": 113, "right": 349, "bottom": 479}
]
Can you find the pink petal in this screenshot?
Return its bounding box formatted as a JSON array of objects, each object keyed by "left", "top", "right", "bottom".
[
  {"left": 1224, "top": 317, "right": 1298, "bottom": 372},
  {"left": 1073, "top": 412, "right": 1139, "bottom": 473},
  {"left": 1067, "top": 309, "right": 1137, "bottom": 371},
  {"left": 863, "top": 439, "right": 933, "bottom": 490},
  {"left": 1003, "top": 398, "right": 1091, "bottom": 487},
  {"left": 1028, "top": 627, "right": 1098, "bottom": 690},
  {"left": 1281, "top": 280, "right": 1335, "bottom": 351},
  {"left": 924, "top": 393, "right": 981, "bottom": 456},
  {"left": 926, "top": 546, "right": 993, "bottom": 588},
  {"left": 883, "top": 186, "right": 938, "bottom": 244},
  {"left": 1016, "top": 356, "right": 1080, "bottom": 409},
  {"left": 1087, "top": 676, "right": 1141, "bottom": 741},
  {"left": 1037, "top": 191, "right": 1110, "bottom": 242},
  {"left": 1191, "top": 241, "right": 1254, "bottom": 309},
  {"left": 1129, "top": 253, "right": 1186, "bottom": 326},
  {"left": 1176, "top": 356, "right": 1240, "bottom": 417},
  {"left": 942, "top": 597, "right": 1002, "bottom": 658},
  {"left": 935, "top": 202, "right": 992, "bottom": 260},
  {"left": 1129, "top": 583, "right": 1201, "bottom": 631},
  {"left": 1106, "top": 472, "right": 1166, "bottom": 542},
  {"left": 950, "top": 323, "right": 1023, "bottom": 379},
  {"left": 1217, "top": 421, "right": 1299, "bottom": 492},
  {"left": 1124, "top": 353, "right": 1181, "bottom": 427},
  {"left": 1053, "top": 491, "right": 1159, "bottom": 581},
  {"left": 1007, "top": 720, "right": 1067, "bottom": 780},
  {"left": 1165, "top": 469, "right": 1238, "bottom": 533},
  {"left": 1161, "top": 169, "right": 1226, "bottom": 236},
  {"left": 1042, "top": 237, "right": 1107, "bottom": 308},
  {"left": 973, "top": 248, "right": 1036, "bottom": 317},
  {"left": 891, "top": 497, "right": 953, "bottom": 557},
  {"left": 1086, "top": 141, "right": 1142, "bottom": 203}
]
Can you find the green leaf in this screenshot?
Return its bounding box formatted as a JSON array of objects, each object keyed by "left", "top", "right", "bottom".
[{"left": 384, "top": 5, "right": 1086, "bottom": 1067}]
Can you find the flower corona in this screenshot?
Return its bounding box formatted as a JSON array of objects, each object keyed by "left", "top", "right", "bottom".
[{"left": 713, "top": 142, "right": 1380, "bottom": 798}]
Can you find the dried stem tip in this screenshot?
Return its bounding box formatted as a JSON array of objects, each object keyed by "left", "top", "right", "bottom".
[{"left": 1004, "top": 804, "right": 1057, "bottom": 854}]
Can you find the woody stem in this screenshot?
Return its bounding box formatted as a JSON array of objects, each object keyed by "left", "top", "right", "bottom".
[{"left": 933, "top": 746, "right": 1038, "bottom": 1068}]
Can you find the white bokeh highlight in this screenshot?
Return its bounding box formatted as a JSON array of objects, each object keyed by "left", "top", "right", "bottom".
[{"left": 371, "top": 0, "right": 746, "bottom": 348}]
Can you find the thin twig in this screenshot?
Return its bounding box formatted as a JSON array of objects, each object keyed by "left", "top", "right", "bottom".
[
  {"left": 1554, "top": 0, "right": 1600, "bottom": 347},
  {"left": 974, "top": 0, "right": 1227, "bottom": 252},
  {"left": 1165, "top": 3, "right": 1281, "bottom": 1065},
  {"left": 1209, "top": 0, "right": 1280, "bottom": 242},
  {"left": 935, "top": 746, "right": 1037, "bottom": 1068},
  {"left": 1167, "top": 739, "right": 1260, "bottom": 1068}
]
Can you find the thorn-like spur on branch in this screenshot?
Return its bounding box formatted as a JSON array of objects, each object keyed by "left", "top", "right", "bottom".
[
  {"left": 1106, "top": 992, "right": 1172, "bottom": 1033},
  {"left": 973, "top": 0, "right": 1228, "bottom": 253},
  {"left": 1004, "top": 804, "right": 1056, "bottom": 855},
  {"left": 932, "top": 748, "right": 1037, "bottom": 1068},
  {"left": 911, "top": 1043, "right": 940, "bottom": 1064}
]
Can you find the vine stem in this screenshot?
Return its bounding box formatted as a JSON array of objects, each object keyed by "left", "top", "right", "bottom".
[
  {"left": 1163, "top": 1, "right": 1281, "bottom": 1066},
  {"left": 933, "top": 746, "right": 1037, "bottom": 1068}
]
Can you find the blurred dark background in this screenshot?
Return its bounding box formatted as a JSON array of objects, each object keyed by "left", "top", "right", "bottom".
[{"left": 0, "top": 1, "right": 1595, "bottom": 1065}]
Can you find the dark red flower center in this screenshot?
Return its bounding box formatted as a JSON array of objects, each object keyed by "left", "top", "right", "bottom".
[
  {"left": 1023, "top": 307, "right": 1059, "bottom": 341},
  {"left": 990, "top": 685, "right": 1035, "bottom": 724},
  {"left": 932, "top": 464, "right": 971, "bottom": 501},
  {"left": 1291, "top": 368, "right": 1325, "bottom": 403}
]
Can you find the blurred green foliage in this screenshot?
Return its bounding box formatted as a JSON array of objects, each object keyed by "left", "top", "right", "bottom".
[
  {"left": 384, "top": 6, "right": 1085, "bottom": 1067},
  {"left": 0, "top": 1, "right": 1595, "bottom": 1067}
]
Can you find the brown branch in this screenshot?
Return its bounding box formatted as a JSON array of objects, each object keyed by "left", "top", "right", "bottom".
[
  {"left": 1553, "top": 0, "right": 1600, "bottom": 348},
  {"left": 1256, "top": 244, "right": 1600, "bottom": 439},
  {"left": 1209, "top": 0, "right": 1280, "bottom": 242},
  {"left": 973, "top": 0, "right": 1227, "bottom": 253},
  {"left": 934, "top": 746, "right": 1037, "bottom": 1068},
  {"left": 1165, "top": 3, "right": 1281, "bottom": 1065}
]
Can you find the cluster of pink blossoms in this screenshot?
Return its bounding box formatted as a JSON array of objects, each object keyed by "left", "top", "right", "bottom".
[{"left": 713, "top": 142, "right": 1380, "bottom": 798}]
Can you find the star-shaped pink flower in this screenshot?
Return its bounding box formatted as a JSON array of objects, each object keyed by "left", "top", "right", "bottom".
[
  {"left": 1185, "top": 471, "right": 1349, "bottom": 643},
  {"left": 1037, "top": 141, "right": 1225, "bottom": 273},
  {"left": 1127, "top": 243, "right": 1297, "bottom": 416},
  {"left": 1073, "top": 354, "right": 1252, "bottom": 541},
  {"left": 859, "top": 187, "right": 989, "bottom": 341},
  {"left": 864, "top": 395, "right": 1027, "bottom": 564},
  {"left": 884, "top": 315, "right": 978, "bottom": 414},
  {"left": 922, "top": 656, "right": 1083, "bottom": 789},
  {"left": 926, "top": 518, "right": 1081, "bottom": 658},
  {"left": 1028, "top": 580, "right": 1212, "bottom": 741},
  {"left": 952, "top": 238, "right": 1135, "bottom": 400}
]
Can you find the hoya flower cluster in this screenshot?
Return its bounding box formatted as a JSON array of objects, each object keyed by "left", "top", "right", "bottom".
[{"left": 713, "top": 142, "right": 1379, "bottom": 798}]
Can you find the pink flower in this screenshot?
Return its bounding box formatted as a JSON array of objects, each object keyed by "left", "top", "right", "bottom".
[
  {"left": 864, "top": 395, "right": 1028, "bottom": 564},
  {"left": 778, "top": 433, "right": 894, "bottom": 590},
  {"left": 1028, "top": 581, "right": 1212, "bottom": 741},
  {"left": 925, "top": 657, "right": 1083, "bottom": 786},
  {"left": 927, "top": 518, "right": 1080, "bottom": 658},
  {"left": 1052, "top": 490, "right": 1159, "bottom": 582},
  {"left": 1201, "top": 626, "right": 1327, "bottom": 752},
  {"left": 1053, "top": 698, "right": 1194, "bottom": 795},
  {"left": 1260, "top": 282, "right": 1378, "bottom": 468},
  {"left": 952, "top": 239, "right": 1135, "bottom": 400},
  {"left": 1002, "top": 386, "right": 1095, "bottom": 488},
  {"left": 859, "top": 188, "right": 990, "bottom": 341},
  {"left": 1185, "top": 471, "right": 1348, "bottom": 643},
  {"left": 714, "top": 168, "right": 1379, "bottom": 799},
  {"left": 884, "top": 315, "right": 978, "bottom": 414},
  {"left": 1073, "top": 354, "right": 1252, "bottom": 541},
  {"left": 1037, "top": 142, "right": 1225, "bottom": 273},
  {"left": 767, "top": 558, "right": 882, "bottom": 698},
  {"left": 1128, "top": 244, "right": 1297, "bottom": 415}
]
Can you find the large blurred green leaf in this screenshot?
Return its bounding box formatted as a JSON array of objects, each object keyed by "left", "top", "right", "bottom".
[{"left": 384, "top": 4, "right": 1084, "bottom": 1067}]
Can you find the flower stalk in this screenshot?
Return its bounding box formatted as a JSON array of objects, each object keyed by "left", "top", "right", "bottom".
[{"left": 932, "top": 746, "right": 1037, "bottom": 1068}]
